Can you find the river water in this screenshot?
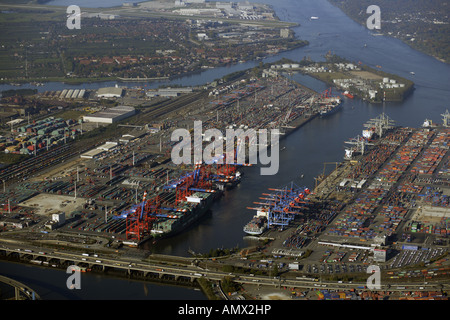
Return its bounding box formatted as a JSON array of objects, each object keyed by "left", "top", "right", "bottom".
[{"left": 1, "top": 0, "right": 449, "bottom": 299}]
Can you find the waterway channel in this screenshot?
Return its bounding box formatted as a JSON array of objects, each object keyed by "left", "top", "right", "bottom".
[{"left": 0, "top": 0, "right": 449, "bottom": 299}]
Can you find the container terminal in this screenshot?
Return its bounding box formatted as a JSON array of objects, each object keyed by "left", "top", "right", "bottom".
[
  {"left": 0, "top": 70, "right": 448, "bottom": 299},
  {"left": 0, "top": 73, "right": 337, "bottom": 248},
  {"left": 242, "top": 112, "right": 449, "bottom": 286}
]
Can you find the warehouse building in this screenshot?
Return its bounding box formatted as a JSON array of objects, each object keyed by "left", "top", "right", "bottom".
[
  {"left": 81, "top": 141, "right": 118, "bottom": 159},
  {"left": 96, "top": 86, "right": 124, "bottom": 99},
  {"left": 80, "top": 148, "right": 105, "bottom": 159},
  {"left": 83, "top": 106, "right": 135, "bottom": 124}
]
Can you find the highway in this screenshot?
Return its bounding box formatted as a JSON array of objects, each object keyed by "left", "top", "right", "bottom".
[{"left": 1, "top": 243, "right": 448, "bottom": 295}]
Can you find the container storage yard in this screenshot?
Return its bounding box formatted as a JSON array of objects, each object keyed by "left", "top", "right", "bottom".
[
  {"left": 243, "top": 113, "right": 449, "bottom": 281},
  {"left": 1, "top": 117, "right": 81, "bottom": 156},
  {"left": 0, "top": 80, "right": 448, "bottom": 256},
  {"left": 326, "top": 122, "right": 449, "bottom": 244}
]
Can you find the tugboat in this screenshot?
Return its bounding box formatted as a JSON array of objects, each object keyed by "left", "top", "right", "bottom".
[{"left": 343, "top": 91, "right": 354, "bottom": 99}]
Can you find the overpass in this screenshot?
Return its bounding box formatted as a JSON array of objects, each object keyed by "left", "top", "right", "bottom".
[
  {"left": 1, "top": 246, "right": 224, "bottom": 283},
  {"left": 0, "top": 275, "right": 40, "bottom": 300},
  {"left": 1, "top": 245, "right": 448, "bottom": 294}
]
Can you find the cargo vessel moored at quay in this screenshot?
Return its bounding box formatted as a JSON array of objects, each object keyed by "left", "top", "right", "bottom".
[{"left": 121, "top": 167, "right": 240, "bottom": 247}]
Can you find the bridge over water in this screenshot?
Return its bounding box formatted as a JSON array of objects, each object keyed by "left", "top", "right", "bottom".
[
  {"left": 1, "top": 246, "right": 448, "bottom": 295},
  {"left": 0, "top": 274, "right": 40, "bottom": 300}
]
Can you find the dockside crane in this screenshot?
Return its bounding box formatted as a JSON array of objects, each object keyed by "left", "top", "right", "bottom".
[
  {"left": 164, "top": 163, "right": 216, "bottom": 204},
  {"left": 364, "top": 113, "right": 395, "bottom": 138},
  {"left": 344, "top": 135, "right": 374, "bottom": 159},
  {"left": 442, "top": 109, "right": 449, "bottom": 127},
  {"left": 123, "top": 192, "right": 187, "bottom": 241},
  {"left": 248, "top": 182, "right": 311, "bottom": 228}
]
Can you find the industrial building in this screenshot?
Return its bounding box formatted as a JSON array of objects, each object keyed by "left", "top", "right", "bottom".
[
  {"left": 83, "top": 106, "right": 135, "bottom": 124},
  {"left": 146, "top": 87, "right": 193, "bottom": 98},
  {"left": 96, "top": 87, "right": 124, "bottom": 99},
  {"left": 119, "top": 132, "right": 146, "bottom": 144},
  {"left": 80, "top": 148, "right": 105, "bottom": 159},
  {"left": 81, "top": 141, "right": 119, "bottom": 159}
]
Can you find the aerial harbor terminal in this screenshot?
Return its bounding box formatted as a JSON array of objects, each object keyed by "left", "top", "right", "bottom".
[
  {"left": 0, "top": 68, "right": 447, "bottom": 301},
  {"left": 0, "top": 73, "right": 332, "bottom": 247},
  {"left": 242, "top": 112, "right": 448, "bottom": 283}
]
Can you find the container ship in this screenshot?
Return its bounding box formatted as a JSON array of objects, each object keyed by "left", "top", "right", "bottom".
[
  {"left": 122, "top": 191, "right": 216, "bottom": 247},
  {"left": 214, "top": 170, "right": 242, "bottom": 191},
  {"left": 244, "top": 210, "right": 268, "bottom": 235},
  {"left": 315, "top": 88, "right": 342, "bottom": 117},
  {"left": 244, "top": 183, "right": 311, "bottom": 235},
  {"left": 152, "top": 191, "right": 216, "bottom": 238},
  {"left": 120, "top": 161, "right": 243, "bottom": 246},
  {"left": 319, "top": 96, "right": 342, "bottom": 117}
]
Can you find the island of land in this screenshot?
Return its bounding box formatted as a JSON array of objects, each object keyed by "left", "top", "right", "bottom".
[{"left": 293, "top": 54, "right": 415, "bottom": 103}]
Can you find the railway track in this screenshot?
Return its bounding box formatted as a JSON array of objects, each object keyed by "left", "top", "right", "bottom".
[
  {"left": 134, "top": 91, "right": 207, "bottom": 125},
  {"left": 0, "top": 91, "right": 207, "bottom": 185},
  {"left": 0, "top": 142, "right": 91, "bottom": 185}
]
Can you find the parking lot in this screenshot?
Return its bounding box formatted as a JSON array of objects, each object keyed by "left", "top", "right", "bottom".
[
  {"left": 388, "top": 247, "right": 447, "bottom": 269},
  {"left": 304, "top": 262, "right": 369, "bottom": 275},
  {"left": 300, "top": 244, "right": 448, "bottom": 276}
]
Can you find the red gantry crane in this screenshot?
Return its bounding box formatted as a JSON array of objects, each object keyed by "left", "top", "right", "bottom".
[{"left": 123, "top": 191, "right": 185, "bottom": 241}]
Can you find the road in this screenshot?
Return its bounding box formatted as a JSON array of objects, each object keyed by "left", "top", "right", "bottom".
[
  {"left": 0, "top": 274, "right": 40, "bottom": 300},
  {"left": 1, "top": 242, "right": 448, "bottom": 295}
]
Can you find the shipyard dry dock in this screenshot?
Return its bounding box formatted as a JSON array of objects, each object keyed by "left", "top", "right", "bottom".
[{"left": 245, "top": 114, "right": 449, "bottom": 280}]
